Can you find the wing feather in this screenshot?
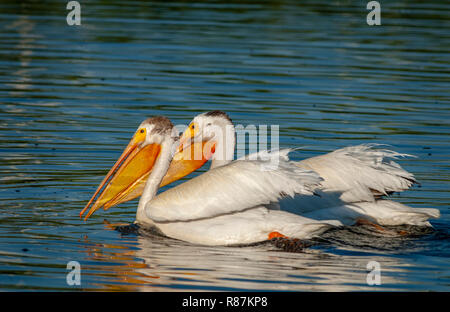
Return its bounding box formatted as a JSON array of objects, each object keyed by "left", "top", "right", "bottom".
[
  {"left": 146, "top": 157, "right": 322, "bottom": 222},
  {"left": 297, "top": 144, "right": 416, "bottom": 203}
]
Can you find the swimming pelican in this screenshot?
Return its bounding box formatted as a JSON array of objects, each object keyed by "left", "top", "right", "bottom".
[
  {"left": 175, "top": 111, "right": 439, "bottom": 228},
  {"left": 81, "top": 116, "right": 340, "bottom": 245}
]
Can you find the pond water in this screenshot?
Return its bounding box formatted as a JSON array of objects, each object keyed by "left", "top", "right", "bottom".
[{"left": 0, "top": 0, "right": 449, "bottom": 291}]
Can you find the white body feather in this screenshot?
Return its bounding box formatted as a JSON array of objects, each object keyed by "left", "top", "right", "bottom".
[
  {"left": 297, "top": 144, "right": 417, "bottom": 202},
  {"left": 154, "top": 207, "right": 341, "bottom": 246},
  {"left": 147, "top": 157, "right": 321, "bottom": 222},
  {"left": 139, "top": 144, "right": 439, "bottom": 245},
  {"left": 139, "top": 152, "right": 341, "bottom": 245}
]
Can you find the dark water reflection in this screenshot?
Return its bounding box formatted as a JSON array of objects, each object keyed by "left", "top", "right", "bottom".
[{"left": 0, "top": 0, "right": 449, "bottom": 291}]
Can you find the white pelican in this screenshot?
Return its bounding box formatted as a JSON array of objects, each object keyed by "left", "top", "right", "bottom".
[
  {"left": 81, "top": 116, "right": 340, "bottom": 245},
  {"left": 175, "top": 111, "right": 440, "bottom": 228}
]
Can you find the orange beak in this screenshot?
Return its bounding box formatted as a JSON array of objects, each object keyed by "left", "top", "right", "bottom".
[
  {"left": 80, "top": 127, "right": 215, "bottom": 220},
  {"left": 80, "top": 128, "right": 160, "bottom": 220}
]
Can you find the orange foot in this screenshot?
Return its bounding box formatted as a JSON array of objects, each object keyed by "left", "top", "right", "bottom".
[{"left": 268, "top": 231, "right": 288, "bottom": 240}]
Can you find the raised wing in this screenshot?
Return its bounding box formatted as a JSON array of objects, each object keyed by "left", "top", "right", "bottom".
[
  {"left": 146, "top": 157, "right": 322, "bottom": 223},
  {"left": 297, "top": 144, "right": 417, "bottom": 203}
]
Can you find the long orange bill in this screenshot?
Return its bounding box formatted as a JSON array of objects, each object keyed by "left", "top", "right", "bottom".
[
  {"left": 102, "top": 141, "right": 215, "bottom": 210},
  {"left": 80, "top": 128, "right": 161, "bottom": 220}
]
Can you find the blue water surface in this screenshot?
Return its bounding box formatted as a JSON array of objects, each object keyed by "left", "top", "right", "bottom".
[{"left": 0, "top": 0, "right": 449, "bottom": 291}]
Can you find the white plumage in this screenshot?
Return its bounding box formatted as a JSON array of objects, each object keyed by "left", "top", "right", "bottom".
[
  {"left": 297, "top": 144, "right": 416, "bottom": 203},
  {"left": 179, "top": 112, "right": 440, "bottom": 230},
  {"left": 154, "top": 208, "right": 341, "bottom": 246},
  {"left": 145, "top": 147, "right": 342, "bottom": 245},
  {"left": 275, "top": 144, "right": 440, "bottom": 227},
  {"left": 147, "top": 155, "right": 321, "bottom": 222}
]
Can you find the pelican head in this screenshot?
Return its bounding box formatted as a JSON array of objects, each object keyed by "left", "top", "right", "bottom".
[
  {"left": 80, "top": 116, "right": 188, "bottom": 221},
  {"left": 179, "top": 111, "right": 232, "bottom": 146},
  {"left": 177, "top": 111, "right": 235, "bottom": 168}
]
